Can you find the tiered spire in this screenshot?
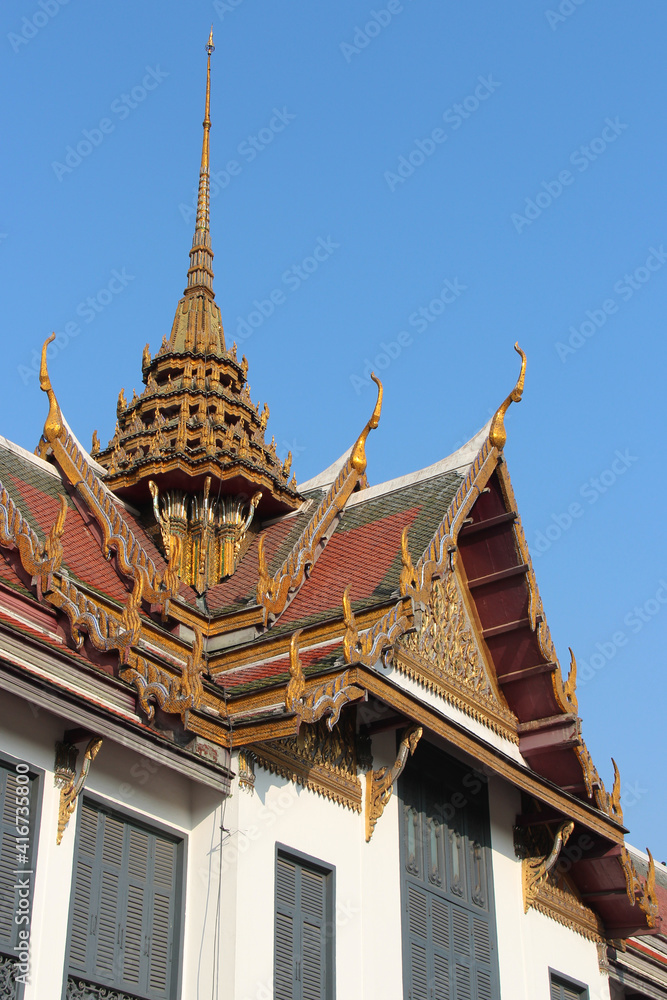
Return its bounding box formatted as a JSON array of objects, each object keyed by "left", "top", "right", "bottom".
[
  {"left": 187, "top": 26, "right": 215, "bottom": 296},
  {"left": 94, "top": 32, "right": 301, "bottom": 587}
]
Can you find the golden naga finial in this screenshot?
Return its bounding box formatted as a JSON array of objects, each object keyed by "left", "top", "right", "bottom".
[
  {"left": 488, "top": 343, "right": 526, "bottom": 451},
  {"left": 399, "top": 525, "right": 419, "bottom": 598},
  {"left": 350, "top": 373, "right": 383, "bottom": 475},
  {"left": 39, "top": 334, "right": 63, "bottom": 442},
  {"left": 286, "top": 629, "right": 306, "bottom": 713}
]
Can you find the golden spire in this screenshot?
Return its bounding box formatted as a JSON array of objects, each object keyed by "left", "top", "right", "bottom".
[{"left": 187, "top": 28, "right": 216, "bottom": 294}]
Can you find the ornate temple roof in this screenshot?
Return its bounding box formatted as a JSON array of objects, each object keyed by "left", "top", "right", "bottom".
[{"left": 0, "top": 34, "right": 662, "bottom": 947}]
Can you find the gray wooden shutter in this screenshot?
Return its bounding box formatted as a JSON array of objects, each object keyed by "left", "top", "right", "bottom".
[
  {"left": 68, "top": 802, "right": 179, "bottom": 999},
  {"left": 299, "top": 866, "right": 327, "bottom": 1000},
  {"left": 550, "top": 976, "right": 586, "bottom": 1000},
  {"left": 0, "top": 764, "right": 36, "bottom": 954},
  {"left": 275, "top": 855, "right": 297, "bottom": 1000},
  {"left": 68, "top": 803, "right": 98, "bottom": 971},
  {"left": 275, "top": 852, "right": 332, "bottom": 1000}
]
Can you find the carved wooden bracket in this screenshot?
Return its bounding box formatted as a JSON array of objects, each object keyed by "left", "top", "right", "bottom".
[
  {"left": 55, "top": 737, "right": 103, "bottom": 845},
  {"left": 365, "top": 724, "right": 422, "bottom": 842},
  {"left": 522, "top": 819, "right": 574, "bottom": 911}
]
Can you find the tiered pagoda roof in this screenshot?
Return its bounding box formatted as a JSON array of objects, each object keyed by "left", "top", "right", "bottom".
[{"left": 0, "top": 31, "right": 663, "bottom": 948}]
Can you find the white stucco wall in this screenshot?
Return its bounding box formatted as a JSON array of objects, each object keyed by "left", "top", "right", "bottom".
[
  {"left": 0, "top": 682, "right": 620, "bottom": 1000},
  {"left": 0, "top": 688, "right": 226, "bottom": 1000}
]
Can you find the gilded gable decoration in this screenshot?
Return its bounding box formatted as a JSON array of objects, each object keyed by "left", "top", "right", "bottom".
[
  {"left": 519, "top": 819, "right": 604, "bottom": 941},
  {"left": 120, "top": 627, "right": 207, "bottom": 724},
  {"left": 397, "top": 566, "right": 518, "bottom": 743}
]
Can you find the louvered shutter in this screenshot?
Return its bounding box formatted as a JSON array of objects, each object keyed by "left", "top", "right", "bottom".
[
  {"left": 406, "top": 883, "right": 429, "bottom": 1000},
  {"left": 0, "top": 764, "right": 37, "bottom": 960},
  {"left": 299, "top": 866, "right": 327, "bottom": 1000},
  {"left": 275, "top": 855, "right": 297, "bottom": 1000},
  {"left": 69, "top": 803, "right": 99, "bottom": 972},
  {"left": 147, "top": 835, "right": 177, "bottom": 995},
  {"left": 68, "top": 802, "right": 180, "bottom": 999},
  {"left": 275, "top": 852, "right": 333, "bottom": 1000},
  {"left": 549, "top": 975, "right": 586, "bottom": 1000}
]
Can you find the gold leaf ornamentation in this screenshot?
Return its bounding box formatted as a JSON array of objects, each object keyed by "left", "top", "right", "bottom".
[
  {"left": 56, "top": 737, "right": 103, "bottom": 845},
  {"left": 522, "top": 820, "right": 574, "bottom": 909},
  {"left": 365, "top": 724, "right": 422, "bottom": 841},
  {"left": 286, "top": 631, "right": 365, "bottom": 730},
  {"left": 120, "top": 627, "right": 206, "bottom": 723},
  {"left": 253, "top": 716, "right": 362, "bottom": 811},
  {"left": 396, "top": 569, "right": 518, "bottom": 742}
]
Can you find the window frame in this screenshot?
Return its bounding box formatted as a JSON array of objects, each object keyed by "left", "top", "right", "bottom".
[
  {"left": 0, "top": 749, "right": 44, "bottom": 1000},
  {"left": 62, "top": 791, "right": 187, "bottom": 1000},
  {"left": 274, "top": 842, "right": 336, "bottom": 1000},
  {"left": 548, "top": 968, "right": 590, "bottom": 1000}
]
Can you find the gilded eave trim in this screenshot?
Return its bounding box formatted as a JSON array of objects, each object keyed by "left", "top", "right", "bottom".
[
  {"left": 394, "top": 646, "right": 519, "bottom": 744},
  {"left": 251, "top": 742, "right": 362, "bottom": 812}
]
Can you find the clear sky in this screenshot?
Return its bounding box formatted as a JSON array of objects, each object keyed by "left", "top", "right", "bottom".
[{"left": 1, "top": 1, "right": 665, "bottom": 858}]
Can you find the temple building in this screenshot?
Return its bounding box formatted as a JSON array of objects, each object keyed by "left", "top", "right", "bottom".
[{"left": 1, "top": 30, "right": 666, "bottom": 1000}]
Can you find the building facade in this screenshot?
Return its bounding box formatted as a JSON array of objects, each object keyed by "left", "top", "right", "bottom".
[{"left": 0, "top": 33, "right": 665, "bottom": 1000}]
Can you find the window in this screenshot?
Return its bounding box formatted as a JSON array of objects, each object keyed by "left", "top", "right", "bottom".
[
  {"left": 399, "top": 742, "right": 500, "bottom": 1000},
  {"left": 0, "top": 758, "right": 40, "bottom": 1000},
  {"left": 65, "top": 800, "right": 182, "bottom": 1000},
  {"left": 550, "top": 971, "right": 589, "bottom": 1000},
  {"left": 274, "top": 846, "right": 335, "bottom": 1000}
]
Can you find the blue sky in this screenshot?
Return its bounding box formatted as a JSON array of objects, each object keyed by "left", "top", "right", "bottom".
[{"left": 1, "top": 1, "right": 665, "bottom": 857}]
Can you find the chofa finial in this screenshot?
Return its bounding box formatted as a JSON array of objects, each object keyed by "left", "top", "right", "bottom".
[
  {"left": 350, "top": 373, "right": 383, "bottom": 474},
  {"left": 489, "top": 343, "right": 526, "bottom": 450}
]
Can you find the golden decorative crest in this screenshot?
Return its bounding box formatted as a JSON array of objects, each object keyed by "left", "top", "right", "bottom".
[
  {"left": 120, "top": 627, "right": 206, "bottom": 723},
  {"left": 522, "top": 819, "right": 574, "bottom": 908},
  {"left": 149, "top": 479, "right": 261, "bottom": 591}
]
